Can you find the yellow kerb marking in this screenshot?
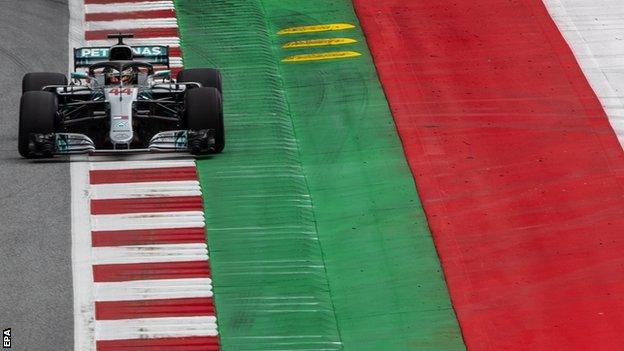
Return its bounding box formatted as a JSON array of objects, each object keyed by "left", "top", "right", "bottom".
[
  {"left": 282, "top": 38, "right": 357, "bottom": 49},
  {"left": 278, "top": 23, "right": 355, "bottom": 35},
  {"left": 282, "top": 51, "right": 362, "bottom": 62}
]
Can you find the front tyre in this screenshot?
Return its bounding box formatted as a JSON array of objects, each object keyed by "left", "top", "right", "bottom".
[
  {"left": 184, "top": 87, "right": 224, "bottom": 154},
  {"left": 19, "top": 91, "right": 57, "bottom": 158},
  {"left": 177, "top": 68, "right": 222, "bottom": 93},
  {"left": 22, "top": 72, "right": 67, "bottom": 93}
]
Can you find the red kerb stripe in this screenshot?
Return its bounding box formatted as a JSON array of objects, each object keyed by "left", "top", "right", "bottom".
[
  {"left": 91, "top": 196, "right": 203, "bottom": 215},
  {"left": 85, "top": 0, "right": 162, "bottom": 4},
  {"left": 97, "top": 336, "right": 219, "bottom": 351},
  {"left": 90, "top": 167, "right": 197, "bottom": 184},
  {"left": 86, "top": 9, "right": 175, "bottom": 21},
  {"left": 85, "top": 28, "right": 178, "bottom": 41},
  {"left": 96, "top": 297, "right": 215, "bottom": 320},
  {"left": 171, "top": 67, "right": 182, "bottom": 77},
  {"left": 92, "top": 227, "right": 206, "bottom": 247},
  {"left": 169, "top": 46, "right": 182, "bottom": 57},
  {"left": 93, "top": 261, "right": 210, "bottom": 282}
]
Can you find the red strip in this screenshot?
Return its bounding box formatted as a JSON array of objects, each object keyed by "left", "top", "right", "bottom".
[
  {"left": 97, "top": 336, "right": 219, "bottom": 351},
  {"left": 85, "top": 0, "right": 162, "bottom": 3},
  {"left": 85, "top": 28, "right": 178, "bottom": 41},
  {"left": 93, "top": 261, "right": 210, "bottom": 282},
  {"left": 169, "top": 46, "right": 182, "bottom": 57},
  {"left": 90, "top": 167, "right": 197, "bottom": 184},
  {"left": 86, "top": 9, "right": 175, "bottom": 21},
  {"left": 96, "top": 297, "right": 214, "bottom": 320},
  {"left": 91, "top": 196, "right": 203, "bottom": 215},
  {"left": 171, "top": 67, "right": 182, "bottom": 78},
  {"left": 355, "top": 0, "right": 624, "bottom": 349},
  {"left": 92, "top": 227, "right": 206, "bottom": 247}
]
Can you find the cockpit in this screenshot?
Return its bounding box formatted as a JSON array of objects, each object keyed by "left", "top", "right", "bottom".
[{"left": 89, "top": 61, "right": 153, "bottom": 87}]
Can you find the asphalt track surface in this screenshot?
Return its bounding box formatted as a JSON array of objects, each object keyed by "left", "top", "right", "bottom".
[{"left": 0, "top": 1, "right": 73, "bottom": 350}]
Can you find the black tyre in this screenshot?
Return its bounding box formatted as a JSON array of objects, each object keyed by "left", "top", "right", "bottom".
[
  {"left": 177, "top": 68, "right": 222, "bottom": 93},
  {"left": 19, "top": 91, "right": 57, "bottom": 158},
  {"left": 22, "top": 72, "right": 67, "bottom": 93},
  {"left": 185, "top": 87, "right": 224, "bottom": 154}
]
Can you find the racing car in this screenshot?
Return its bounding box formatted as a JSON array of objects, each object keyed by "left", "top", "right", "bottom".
[{"left": 18, "top": 33, "right": 224, "bottom": 158}]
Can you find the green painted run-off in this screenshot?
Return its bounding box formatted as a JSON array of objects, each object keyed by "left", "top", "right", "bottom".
[{"left": 174, "top": 0, "right": 465, "bottom": 349}]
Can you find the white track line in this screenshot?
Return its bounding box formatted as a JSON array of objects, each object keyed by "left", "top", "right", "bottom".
[
  {"left": 70, "top": 159, "right": 96, "bottom": 351},
  {"left": 92, "top": 243, "right": 208, "bottom": 265},
  {"left": 86, "top": 1, "right": 175, "bottom": 14},
  {"left": 68, "top": 0, "right": 86, "bottom": 74},
  {"left": 69, "top": 3, "right": 94, "bottom": 350},
  {"left": 91, "top": 211, "right": 205, "bottom": 231},
  {"left": 95, "top": 316, "right": 218, "bottom": 341},
  {"left": 544, "top": 0, "right": 624, "bottom": 147},
  {"left": 86, "top": 18, "right": 178, "bottom": 30},
  {"left": 91, "top": 181, "right": 201, "bottom": 199},
  {"left": 94, "top": 278, "right": 213, "bottom": 301}
]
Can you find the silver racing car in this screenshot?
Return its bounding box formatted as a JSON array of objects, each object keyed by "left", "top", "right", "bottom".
[{"left": 18, "top": 34, "right": 224, "bottom": 158}]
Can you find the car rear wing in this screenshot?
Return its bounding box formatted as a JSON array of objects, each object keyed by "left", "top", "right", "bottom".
[{"left": 73, "top": 45, "right": 170, "bottom": 70}]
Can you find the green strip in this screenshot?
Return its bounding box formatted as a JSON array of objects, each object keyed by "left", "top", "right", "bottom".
[
  {"left": 174, "top": 1, "right": 341, "bottom": 350},
  {"left": 175, "top": 0, "right": 465, "bottom": 350}
]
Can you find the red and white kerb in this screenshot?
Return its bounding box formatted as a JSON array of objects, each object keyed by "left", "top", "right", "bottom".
[
  {"left": 70, "top": 0, "right": 219, "bottom": 351},
  {"left": 70, "top": 1, "right": 216, "bottom": 349},
  {"left": 83, "top": 0, "right": 183, "bottom": 76},
  {"left": 71, "top": 158, "right": 219, "bottom": 351}
]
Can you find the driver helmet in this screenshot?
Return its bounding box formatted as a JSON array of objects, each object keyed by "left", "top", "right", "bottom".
[{"left": 107, "top": 68, "right": 135, "bottom": 85}]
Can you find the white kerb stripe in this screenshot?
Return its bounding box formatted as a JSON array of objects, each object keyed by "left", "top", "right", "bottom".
[
  {"left": 94, "top": 278, "right": 213, "bottom": 301},
  {"left": 91, "top": 211, "right": 205, "bottom": 231},
  {"left": 89, "top": 159, "right": 195, "bottom": 170},
  {"left": 96, "top": 316, "right": 218, "bottom": 341},
  {"left": 92, "top": 243, "right": 208, "bottom": 265},
  {"left": 170, "top": 57, "right": 183, "bottom": 66},
  {"left": 86, "top": 1, "right": 175, "bottom": 14},
  {"left": 86, "top": 18, "right": 179, "bottom": 30},
  {"left": 84, "top": 153, "right": 190, "bottom": 164},
  {"left": 91, "top": 181, "right": 201, "bottom": 199}
]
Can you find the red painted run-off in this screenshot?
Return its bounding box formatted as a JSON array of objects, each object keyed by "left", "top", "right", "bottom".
[
  {"left": 93, "top": 261, "right": 210, "bottom": 282},
  {"left": 97, "top": 336, "right": 220, "bottom": 351},
  {"left": 354, "top": 0, "right": 624, "bottom": 349}
]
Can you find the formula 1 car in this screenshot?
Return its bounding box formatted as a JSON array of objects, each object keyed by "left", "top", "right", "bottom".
[{"left": 18, "top": 34, "right": 224, "bottom": 158}]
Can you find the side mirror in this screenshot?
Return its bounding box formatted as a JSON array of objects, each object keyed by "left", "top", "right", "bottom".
[
  {"left": 153, "top": 70, "right": 171, "bottom": 80},
  {"left": 71, "top": 72, "right": 89, "bottom": 80}
]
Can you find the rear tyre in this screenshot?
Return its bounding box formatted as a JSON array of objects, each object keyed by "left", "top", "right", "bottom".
[
  {"left": 185, "top": 87, "right": 224, "bottom": 154},
  {"left": 177, "top": 68, "right": 222, "bottom": 93},
  {"left": 19, "top": 91, "right": 57, "bottom": 158},
  {"left": 22, "top": 72, "right": 67, "bottom": 93}
]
